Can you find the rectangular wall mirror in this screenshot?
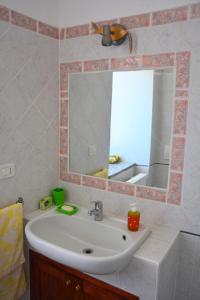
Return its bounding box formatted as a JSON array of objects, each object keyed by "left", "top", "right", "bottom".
[{"left": 69, "top": 69, "right": 175, "bottom": 189}]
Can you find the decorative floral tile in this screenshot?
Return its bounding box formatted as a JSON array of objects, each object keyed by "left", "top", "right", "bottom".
[
  {"left": 60, "top": 100, "right": 68, "bottom": 128},
  {"left": 152, "top": 6, "right": 188, "bottom": 25},
  {"left": 82, "top": 176, "right": 106, "bottom": 190},
  {"left": 66, "top": 24, "right": 89, "bottom": 38},
  {"left": 60, "top": 62, "right": 82, "bottom": 74},
  {"left": 0, "top": 5, "right": 9, "bottom": 22},
  {"left": 175, "top": 90, "right": 189, "bottom": 98},
  {"left": 60, "top": 62, "right": 82, "bottom": 90},
  {"left": 59, "top": 28, "right": 65, "bottom": 40},
  {"left": 108, "top": 181, "right": 135, "bottom": 196},
  {"left": 120, "top": 13, "right": 150, "bottom": 29},
  {"left": 173, "top": 100, "right": 188, "bottom": 135},
  {"left": 168, "top": 172, "right": 183, "bottom": 205},
  {"left": 63, "top": 172, "right": 81, "bottom": 184},
  {"left": 136, "top": 186, "right": 166, "bottom": 202},
  {"left": 143, "top": 53, "right": 175, "bottom": 67},
  {"left": 60, "top": 156, "right": 68, "bottom": 180},
  {"left": 84, "top": 59, "right": 109, "bottom": 71},
  {"left": 111, "top": 56, "right": 142, "bottom": 70},
  {"left": 171, "top": 136, "right": 185, "bottom": 172},
  {"left": 176, "top": 52, "right": 190, "bottom": 89},
  {"left": 60, "top": 91, "right": 68, "bottom": 99},
  {"left": 38, "top": 22, "right": 59, "bottom": 39},
  {"left": 11, "top": 10, "right": 37, "bottom": 32},
  {"left": 60, "top": 128, "right": 68, "bottom": 155},
  {"left": 190, "top": 3, "right": 200, "bottom": 19}
]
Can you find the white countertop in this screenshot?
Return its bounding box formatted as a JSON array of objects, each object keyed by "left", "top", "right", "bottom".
[{"left": 24, "top": 205, "right": 179, "bottom": 266}]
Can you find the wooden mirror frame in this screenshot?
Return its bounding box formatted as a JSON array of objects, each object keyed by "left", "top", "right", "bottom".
[{"left": 59, "top": 51, "right": 190, "bottom": 205}]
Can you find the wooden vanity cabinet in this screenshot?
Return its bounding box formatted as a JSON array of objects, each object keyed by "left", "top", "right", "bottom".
[{"left": 30, "top": 250, "right": 139, "bottom": 300}]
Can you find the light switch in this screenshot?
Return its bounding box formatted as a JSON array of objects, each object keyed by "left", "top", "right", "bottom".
[
  {"left": 88, "top": 145, "right": 96, "bottom": 156},
  {"left": 0, "top": 163, "right": 15, "bottom": 179}
]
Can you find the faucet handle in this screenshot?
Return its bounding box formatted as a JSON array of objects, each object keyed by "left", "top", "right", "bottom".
[{"left": 91, "top": 200, "right": 103, "bottom": 210}]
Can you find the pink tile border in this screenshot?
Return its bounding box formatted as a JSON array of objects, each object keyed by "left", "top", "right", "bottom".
[
  {"left": 60, "top": 62, "right": 82, "bottom": 74},
  {"left": 82, "top": 176, "right": 106, "bottom": 190},
  {"left": 60, "top": 91, "right": 68, "bottom": 98},
  {"left": 63, "top": 173, "right": 81, "bottom": 185},
  {"left": 111, "top": 56, "right": 142, "bottom": 70},
  {"left": 167, "top": 172, "right": 183, "bottom": 205},
  {"left": 190, "top": 3, "right": 200, "bottom": 19},
  {"left": 59, "top": 52, "right": 190, "bottom": 206},
  {"left": 60, "top": 62, "right": 82, "bottom": 90},
  {"left": 175, "top": 90, "right": 189, "bottom": 98},
  {"left": 38, "top": 22, "right": 59, "bottom": 39},
  {"left": 176, "top": 52, "right": 190, "bottom": 89},
  {"left": 1, "top": 2, "right": 200, "bottom": 41},
  {"left": 11, "top": 10, "right": 37, "bottom": 32},
  {"left": 66, "top": 24, "right": 89, "bottom": 38},
  {"left": 171, "top": 137, "right": 185, "bottom": 172},
  {"left": 120, "top": 13, "right": 150, "bottom": 29},
  {"left": 108, "top": 181, "right": 135, "bottom": 196},
  {"left": 173, "top": 100, "right": 188, "bottom": 135},
  {"left": 60, "top": 128, "right": 68, "bottom": 155},
  {"left": 152, "top": 6, "right": 188, "bottom": 26},
  {"left": 59, "top": 3, "right": 200, "bottom": 40},
  {"left": 0, "top": 6, "right": 59, "bottom": 39},
  {"left": 59, "top": 28, "right": 65, "bottom": 40},
  {"left": 84, "top": 59, "right": 109, "bottom": 72},
  {"left": 60, "top": 156, "right": 68, "bottom": 180},
  {"left": 143, "top": 53, "right": 175, "bottom": 67},
  {"left": 60, "top": 100, "right": 68, "bottom": 128},
  {"left": 136, "top": 186, "right": 166, "bottom": 202},
  {"left": 0, "top": 5, "right": 10, "bottom": 22}
]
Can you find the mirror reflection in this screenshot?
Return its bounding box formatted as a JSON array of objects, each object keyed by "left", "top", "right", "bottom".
[{"left": 69, "top": 69, "right": 175, "bottom": 189}]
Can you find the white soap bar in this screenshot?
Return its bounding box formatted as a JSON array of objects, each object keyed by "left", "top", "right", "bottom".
[{"left": 62, "top": 205, "right": 74, "bottom": 212}]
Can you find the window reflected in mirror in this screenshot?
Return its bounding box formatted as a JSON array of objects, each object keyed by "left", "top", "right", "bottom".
[{"left": 69, "top": 69, "right": 175, "bottom": 189}]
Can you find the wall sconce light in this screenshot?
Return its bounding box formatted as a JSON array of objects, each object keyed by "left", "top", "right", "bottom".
[{"left": 92, "top": 22, "right": 133, "bottom": 54}]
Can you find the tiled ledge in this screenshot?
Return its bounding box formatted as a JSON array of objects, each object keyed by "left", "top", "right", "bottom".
[{"left": 24, "top": 206, "right": 179, "bottom": 266}]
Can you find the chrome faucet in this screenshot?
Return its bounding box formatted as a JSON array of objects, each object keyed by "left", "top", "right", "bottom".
[{"left": 88, "top": 201, "right": 103, "bottom": 221}]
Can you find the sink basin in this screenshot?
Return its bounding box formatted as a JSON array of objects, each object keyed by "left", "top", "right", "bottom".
[{"left": 25, "top": 207, "right": 150, "bottom": 274}]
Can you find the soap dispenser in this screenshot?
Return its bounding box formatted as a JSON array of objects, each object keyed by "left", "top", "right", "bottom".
[{"left": 128, "top": 203, "right": 140, "bottom": 231}]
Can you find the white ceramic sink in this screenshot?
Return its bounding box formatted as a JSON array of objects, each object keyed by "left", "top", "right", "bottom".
[{"left": 25, "top": 207, "right": 150, "bottom": 274}]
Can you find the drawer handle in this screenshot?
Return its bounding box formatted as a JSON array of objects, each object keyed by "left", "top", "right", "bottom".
[
  {"left": 66, "top": 279, "right": 71, "bottom": 286},
  {"left": 75, "top": 284, "right": 81, "bottom": 291}
]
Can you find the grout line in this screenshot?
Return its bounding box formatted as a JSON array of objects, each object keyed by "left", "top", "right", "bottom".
[
  {"left": 0, "top": 23, "right": 11, "bottom": 40},
  {"left": 187, "top": 4, "right": 192, "bottom": 20},
  {"left": 0, "top": 55, "right": 33, "bottom": 93},
  {"left": 15, "top": 71, "right": 58, "bottom": 129}
]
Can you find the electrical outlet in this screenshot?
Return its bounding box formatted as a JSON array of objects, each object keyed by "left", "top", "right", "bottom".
[{"left": 0, "top": 163, "right": 15, "bottom": 180}]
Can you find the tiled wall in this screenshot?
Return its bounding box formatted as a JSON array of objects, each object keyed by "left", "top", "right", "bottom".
[
  {"left": 174, "top": 232, "right": 200, "bottom": 300},
  {"left": 0, "top": 6, "right": 59, "bottom": 212},
  {"left": 59, "top": 2, "right": 200, "bottom": 234}
]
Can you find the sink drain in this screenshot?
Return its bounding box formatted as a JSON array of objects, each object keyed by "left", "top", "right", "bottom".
[{"left": 82, "top": 248, "right": 94, "bottom": 254}]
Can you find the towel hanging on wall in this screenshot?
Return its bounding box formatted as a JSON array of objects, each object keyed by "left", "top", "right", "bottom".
[{"left": 0, "top": 203, "right": 26, "bottom": 300}]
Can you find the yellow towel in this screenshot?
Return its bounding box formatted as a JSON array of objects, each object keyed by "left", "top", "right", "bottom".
[
  {"left": 91, "top": 168, "right": 108, "bottom": 178},
  {"left": 109, "top": 155, "right": 121, "bottom": 164},
  {"left": 0, "top": 203, "right": 26, "bottom": 300}
]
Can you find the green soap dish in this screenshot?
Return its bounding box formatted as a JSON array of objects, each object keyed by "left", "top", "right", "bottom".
[{"left": 56, "top": 204, "right": 78, "bottom": 216}]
